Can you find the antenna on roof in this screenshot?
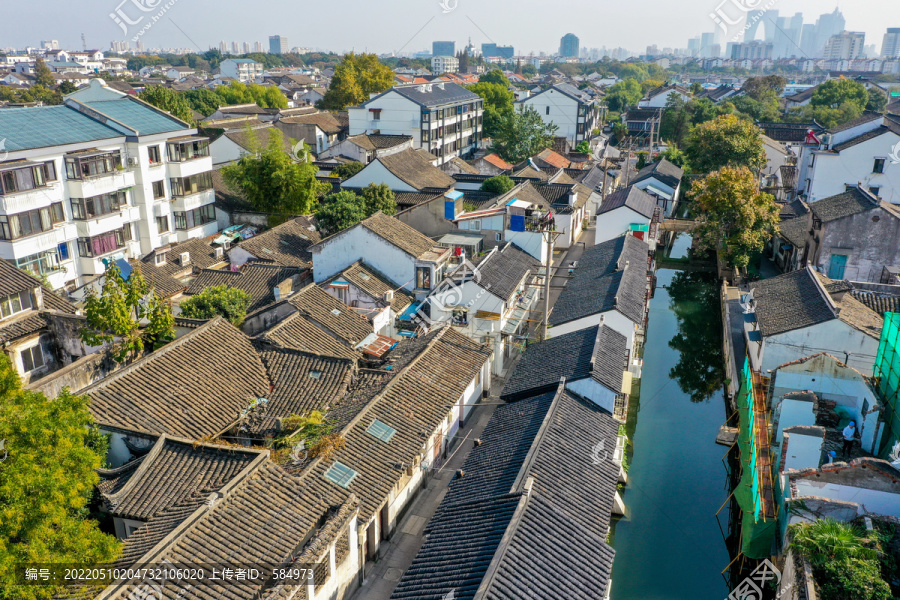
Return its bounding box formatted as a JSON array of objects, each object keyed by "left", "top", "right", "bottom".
[{"left": 81, "top": 33, "right": 87, "bottom": 51}]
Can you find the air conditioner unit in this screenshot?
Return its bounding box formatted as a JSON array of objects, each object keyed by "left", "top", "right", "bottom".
[
  {"left": 127, "top": 156, "right": 140, "bottom": 167},
  {"left": 180, "top": 252, "right": 190, "bottom": 265},
  {"left": 383, "top": 290, "right": 394, "bottom": 303},
  {"left": 214, "top": 247, "right": 224, "bottom": 259}
]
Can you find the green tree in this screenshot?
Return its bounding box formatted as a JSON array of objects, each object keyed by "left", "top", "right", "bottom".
[
  {"left": 183, "top": 88, "right": 221, "bottom": 116},
  {"left": 222, "top": 130, "right": 328, "bottom": 221},
  {"left": 521, "top": 64, "right": 537, "bottom": 78},
  {"left": 866, "top": 87, "right": 888, "bottom": 112},
  {"left": 491, "top": 107, "right": 559, "bottom": 163},
  {"left": 319, "top": 53, "right": 394, "bottom": 110},
  {"left": 660, "top": 93, "right": 691, "bottom": 146},
  {"left": 481, "top": 175, "right": 516, "bottom": 194},
  {"left": 690, "top": 166, "right": 780, "bottom": 268},
  {"left": 81, "top": 263, "right": 175, "bottom": 362},
  {"left": 138, "top": 86, "right": 194, "bottom": 124},
  {"left": 314, "top": 191, "right": 368, "bottom": 235},
  {"left": 635, "top": 151, "right": 648, "bottom": 170},
  {"left": 576, "top": 140, "right": 591, "bottom": 153},
  {"left": 479, "top": 70, "right": 511, "bottom": 87},
  {"left": 657, "top": 143, "right": 687, "bottom": 169},
  {"left": 690, "top": 82, "right": 704, "bottom": 95},
  {"left": 57, "top": 80, "right": 77, "bottom": 95},
  {"left": 214, "top": 81, "right": 288, "bottom": 109},
  {"left": 358, "top": 183, "right": 396, "bottom": 216},
  {"left": 0, "top": 355, "right": 120, "bottom": 600},
  {"left": 467, "top": 82, "right": 515, "bottom": 138},
  {"left": 684, "top": 114, "right": 767, "bottom": 173},
  {"left": 811, "top": 79, "right": 869, "bottom": 112},
  {"left": 731, "top": 95, "right": 781, "bottom": 122},
  {"left": 179, "top": 285, "right": 252, "bottom": 325},
  {"left": 604, "top": 78, "right": 642, "bottom": 112},
  {"left": 741, "top": 75, "right": 786, "bottom": 102},
  {"left": 332, "top": 161, "right": 365, "bottom": 179},
  {"left": 33, "top": 58, "right": 54, "bottom": 87}
]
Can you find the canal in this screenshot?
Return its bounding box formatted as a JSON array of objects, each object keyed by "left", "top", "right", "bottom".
[{"left": 609, "top": 235, "right": 732, "bottom": 600}]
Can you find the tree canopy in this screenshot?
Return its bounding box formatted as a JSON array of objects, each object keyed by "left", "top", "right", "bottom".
[
  {"left": 479, "top": 70, "right": 511, "bottom": 87},
  {"left": 0, "top": 355, "right": 120, "bottom": 600},
  {"left": 319, "top": 53, "right": 394, "bottom": 111},
  {"left": 215, "top": 81, "right": 288, "bottom": 109},
  {"left": 690, "top": 166, "right": 780, "bottom": 269},
  {"left": 604, "top": 78, "right": 642, "bottom": 112},
  {"left": 221, "top": 130, "right": 328, "bottom": 221},
  {"left": 811, "top": 79, "right": 869, "bottom": 111},
  {"left": 467, "top": 82, "right": 515, "bottom": 138},
  {"left": 358, "top": 183, "right": 397, "bottom": 216},
  {"left": 81, "top": 263, "right": 174, "bottom": 362},
  {"left": 179, "top": 285, "right": 252, "bottom": 325},
  {"left": 138, "top": 86, "right": 195, "bottom": 125},
  {"left": 33, "top": 58, "right": 54, "bottom": 87},
  {"left": 481, "top": 175, "right": 516, "bottom": 194},
  {"left": 490, "top": 107, "right": 559, "bottom": 163},
  {"left": 684, "top": 114, "right": 767, "bottom": 174},
  {"left": 332, "top": 161, "right": 365, "bottom": 179},
  {"left": 314, "top": 190, "right": 368, "bottom": 235}
]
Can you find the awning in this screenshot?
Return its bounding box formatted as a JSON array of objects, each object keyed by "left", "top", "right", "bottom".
[
  {"left": 506, "top": 198, "right": 532, "bottom": 209},
  {"left": 399, "top": 301, "right": 423, "bottom": 322},
  {"left": 356, "top": 333, "right": 398, "bottom": 358},
  {"left": 501, "top": 285, "right": 540, "bottom": 335},
  {"left": 643, "top": 184, "right": 672, "bottom": 200},
  {"left": 629, "top": 223, "right": 649, "bottom": 232},
  {"left": 438, "top": 232, "right": 484, "bottom": 247}
]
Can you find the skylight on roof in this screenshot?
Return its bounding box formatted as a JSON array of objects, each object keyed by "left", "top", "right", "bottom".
[
  {"left": 358, "top": 272, "right": 371, "bottom": 281},
  {"left": 331, "top": 309, "right": 341, "bottom": 316},
  {"left": 366, "top": 419, "right": 397, "bottom": 443},
  {"left": 323, "top": 462, "right": 358, "bottom": 488},
  {"left": 309, "top": 370, "right": 322, "bottom": 379}
]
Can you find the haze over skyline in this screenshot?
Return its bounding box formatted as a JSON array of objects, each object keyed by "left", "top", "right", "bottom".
[{"left": 3, "top": 0, "right": 898, "bottom": 56}]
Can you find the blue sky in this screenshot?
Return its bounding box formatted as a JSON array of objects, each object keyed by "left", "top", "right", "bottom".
[{"left": 3, "top": 0, "right": 897, "bottom": 57}]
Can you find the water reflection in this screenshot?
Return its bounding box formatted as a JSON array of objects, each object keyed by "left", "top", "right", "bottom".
[{"left": 666, "top": 270, "right": 726, "bottom": 403}]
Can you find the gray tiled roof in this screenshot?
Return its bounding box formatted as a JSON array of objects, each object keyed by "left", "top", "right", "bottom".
[
  {"left": 632, "top": 158, "right": 683, "bottom": 188},
  {"left": 598, "top": 185, "right": 657, "bottom": 218},
  {"left": 83, "top": 317, "right": 271, "bottom": 438},
  {"left": 235, "top": 216, "right": 320, "bottom": 268},
  {"left": 777, "top": 216, "right": 810, "bottom": 247},
  {"left": 385, "top": 82, "right": 481, "bottom": 108},
  {"left": 809, "top": 187, "right": 879, "bottom": 222},
  {"left": 592, "top": 325, "right": 627, "bottom": 392},
  {"left": 376, "top": 148, "right": 456, "bottom": 190},
  {"left": 185, "top": 263, "right": 306, "bottom": 312},
  {"left": 136, "top": 236, "right": 225, "bottom": 298},
  {"left": 335, "top": 261, "right": 414, "bottom": 313},
  {"left": 473, "top": 243, "right": 540, "bottom": 303},
  {"left": 850, "top": 290, "right": 900, "bottom": 315},
  {"left": 549, "top": 235, "right": 649, "bottom": 327},
  {"left": 260, "top": 312, "right": 361, "bottom": 361},
  {"left": 359, "top": 210, "right": 444, "bottom": 259},
  {"left": 287, "top": 284, "right": 373, "bottom": 346},
  {"left": 827, "top": 110, "right": 882, "bottom": 134},
  {"left": 750, "top": 269, "right": 835, "bottom": 337},
  {"left": 501, "top": 327, "right": 596, "bottom": 400},
  {"left": 98, "top": 436, "right": 262, "bottom": 521}
]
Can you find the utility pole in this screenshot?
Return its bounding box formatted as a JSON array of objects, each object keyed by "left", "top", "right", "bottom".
[
  {"left": 600, "top": 164, "right": 609, "bottom": 202},
  {"left": 624, "top": 138, "right": 634, "bottom": 187},
  {"left": 541, "top": 229, "right": 554, "bottom": 341}
]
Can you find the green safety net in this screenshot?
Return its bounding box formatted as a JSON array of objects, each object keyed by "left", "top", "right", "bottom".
[
  {"left": 734, "top": 357, "right": 776, "bottom": 559},
  {"left": 874, "top": 312, "right": 900, "bottom": 458}
]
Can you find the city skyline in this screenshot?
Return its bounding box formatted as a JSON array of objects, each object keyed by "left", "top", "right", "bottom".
[{"left": 4, "top": 0, "right": 898, "bottom": 58}]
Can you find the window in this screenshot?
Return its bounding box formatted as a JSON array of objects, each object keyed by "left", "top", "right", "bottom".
[
  {"left": 0, "top": 290, "right": 32, "bottom": 319},
  {"left": 369, "top": 108, "right": 382, "bottom": 121},
  {"left": 366, "top": 419, "right": 397, "bottom": 443},
  {"left": 874, "top": 158, "right": 886, "bottom": 174},
  {"left": 166, "top": 138, "right": 210, "bottom": 162},
  {"left": 21, "top": 345, "right": 44, "bottom": 372},
  {"left": 147, "top": 145, "right": 161, "bottom": 164},
  {"left": 0, "top": 162, "right": 56, "bottom": 195},
  {"left": 174, "top": 211, "right": 187, "bottom": 230},
  {"left": 65, "top": 151, "right": 122, "bottom": 179},
  {"left": 76, "top": 227, "right": 129, "bottom": 258},
  {"left": 495, "top": 232, "right": 502, "bottom": 242},
  {"left": 16, "top": 250, "right": 61, "bottom": 277},
  {"left": 70, "top": 191, "right": 126, "bottom": 220},
  {"left": 155, "top": 252, "right": 168, "bottom": 265},
  {"left": 416, "top": 266, "right": 432, "bottom": 290},
  {"left": 170, "top": 172, "right": 213, "bottom": 197},
  {"left": 323, "top": 461, "right": 358, "bottom": 488},
  {"left": 0, "top": 203, "right": 64, "bottom": 240},
  {"left": 546, "top": 106, "right": 550, "bottom": 115},
  {"left": 869, "top": 186, "right": 881, "bottom": 197},
  {"left": 152, "top": 180, "right": 166, "bottom": 199},
  {"left": 57, "top": 242, "right": 69, "bottom": 261},
  {"left": 156, "top": 215, "right": 169, "bottom": 233},
  {"left": 173, "top": 203, "right": 215, "bottom": 230}
]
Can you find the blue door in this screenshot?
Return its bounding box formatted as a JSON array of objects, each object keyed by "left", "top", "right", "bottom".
[{"left": 827, "top": 254, "right": 847, "bottom": 279}]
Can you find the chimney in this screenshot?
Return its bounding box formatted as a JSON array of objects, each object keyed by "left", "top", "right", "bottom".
[{"left": 568, "top": 190, "right": 577, "bottom": 206}]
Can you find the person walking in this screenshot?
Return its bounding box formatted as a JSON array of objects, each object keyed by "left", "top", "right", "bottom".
[
  {"left": 826, "top": 450, "right": 837, "bottom": 464},
  {"left": 842, "top": 421, "right": 856, "bottom": 457}
]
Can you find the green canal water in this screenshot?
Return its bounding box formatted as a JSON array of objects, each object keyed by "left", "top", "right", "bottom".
[{"left": 609, "top": 236, "right": 732, "bottom": 600}]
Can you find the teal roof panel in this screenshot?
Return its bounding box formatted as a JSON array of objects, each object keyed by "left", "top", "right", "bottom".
[
  {"left": 83, "top": 98, "right": 188, "bottom": 135},
  {"left": 0, "top": 105, "right": 121, "bottom": 152}
]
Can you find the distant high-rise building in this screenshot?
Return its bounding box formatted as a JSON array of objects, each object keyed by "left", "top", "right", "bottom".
[
  {"left": 254, "top": 41, "right": 264, "bottom": 53},
  {"left": 646, "top": 44, "right": 659, "bottom": 57},
  {"left": 432, "top": 41, "right": 455, "bottom": 57},
  {"left": 882, "top": 28, "right": 900, "bottom": 59},
  {"left": 687, "top": 36, "right": 701, "bottom": 57},
  {"left": 800, "top": 24, "right": 818, "bottom": 56},
  {"left": 700, "top": 32, "right": 715, "bottom": 57},
  {"left": 231, "top": 41, "right": 240, "bottom": 54},
  {"left": 744, "top": 10, "right": 779, "bottom": 43},
  {"left": 824, "top": 31, "right": 866, "bottom": 60},
  {"left": 110, "top": 40, "right": 129, "bottom": 53},
  {"left": 269, "top": 35, "right": 288, "bottom": 54},
  {"left": 811, "top": 9, "right": 846, "bottom": 57},
  {"left": 40, "top": 40, "right": 59, "bottom": 50},
  {"left": 242, "top": 42, "right": 251, "bottom": 54},
  {"left": 772, "top": 12, "right": 803, "bottom": 58},
  {"left": 219, "top": 41, "right": 227, "bottom": 53},
  {"left": 559, "top": 33, "right": 579, "bottom": 58},
  {"left": 731, "top": 40, "right": 773, "bottom": 60},
  {"left": 481, "top": 43, "right": 513, "bottom": 58}
]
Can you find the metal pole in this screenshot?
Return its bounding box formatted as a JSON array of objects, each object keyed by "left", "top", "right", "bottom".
[
  {"left": 601, "top": 163, "right": 609, "bottom": 202},
  {"left": 542, "top": 230, "right": 554, "bottom": 340}
]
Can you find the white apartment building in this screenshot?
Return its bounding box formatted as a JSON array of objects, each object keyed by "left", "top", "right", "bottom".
[
  {"left": 219, "top": 58, "right": 263, "bottom": 82},
  {"left": 431, "top": 55, "right": 459, "bottom": 74},
  {"left": 515, "top": 83, "right": 600, "bottom": 142},
  {"left": 823, "top": 31, "right": 866, "bottom": 61},
  {"left": 0, "top": 79, "right": 217, "bottom": 291},
  {"left": 347, "top": 82, "right": 483, "bottom": 166}
]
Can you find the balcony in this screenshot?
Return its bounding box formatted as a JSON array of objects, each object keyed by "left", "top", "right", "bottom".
[
  {"left": 172, "top": 189, "right": 215, "bottom": 212},
  {"left": 0, "top": 223, "right": 76, "bottom": 260},
  {"left": 73, "top": 205, "right": 140, "bottom": 238},
  {"left": 0, "top": 183, "right": 64, "bottom": 215},
  {"left": 167, "top": 159, "right": 213, "bottom": 180},
  {"left": 66, "top": 171, "right": 136, "bottom": 199}
]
